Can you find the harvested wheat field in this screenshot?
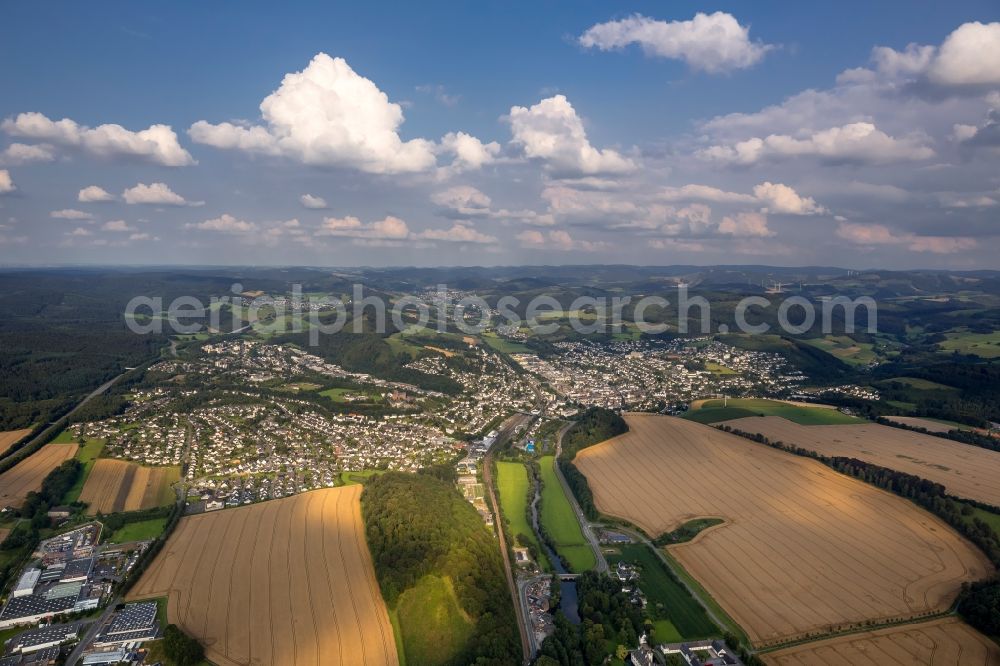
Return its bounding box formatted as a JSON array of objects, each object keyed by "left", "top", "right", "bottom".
[
  {"left": 885, "top": 416, "right": 957, "bottom": 434},
  {"left": 726, "top": 416, "right": 1000, "bottom": 507},
  {"left": 0, "top": 443, "right": 77, "bottom": 508},
  {"left": 765, "top": 617, "right": 1000, "bottom": 665},
  {"left": 574, "top": 414, "right": 992, "bottom": 646},
  {"left": 78, "top": 459, "right": 177, "bottom": 514},
  {"left": 127, "top": 486, "right": 397, "bottom": 666},
  {"left": 0, "top": 428, "right": 32, "bottom": 456}
]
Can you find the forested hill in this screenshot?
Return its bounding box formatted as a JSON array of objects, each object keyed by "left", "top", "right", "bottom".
[
  {"left": 277, "top": 310, "right": 463, "bottom": 395},
  {"left": 361, "top": 472, "right": 520, "bottom": 666},
  {"left": 0, "top": 271, "right": 170, "bottom": 430},
  {"left": 561, "top": 407, "right": 628, "bottom": 460}
]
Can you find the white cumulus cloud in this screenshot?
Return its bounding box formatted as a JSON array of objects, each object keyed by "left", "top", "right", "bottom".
[
  {"left": 718, "top": 211, "right": 773, "bottom": 237},
  {"left": 752, "top": 182, "right": 827, "bottom": 215},
  {"left": 299, "top": 194, "right": 329, "bottom": 209},
  {"left": 508, "top": 95, "right": 635, "bottom": 177},
  {"left": 842, "top": 22, "right": 1000, "bottom": 89},
  {"left": 698, "top": 122, "right": 934, "bottom": 165},
  {"left": 50, "top": 209, "right": 93, "bottom": 220},
  {"left": 1, "top": 143, "right": 56, "bottom": 165},
  {"left": 78, "top": 185, "right": 116, "bottom": 203},
  {"left": 417, "top": 223, "right": 497, "bottom": 244},
  {"left": 2, "top": 112, "right": 194, "bottom": 166},
  {"left": 189, "top": 53, "right": 438, "bottom": 174},
  {"left": 101, "top": 220, "right": 135, "bottom": 232},
  {"left": 439, "top": 131, "right": 501, "bottom": 173},
  {"left": 516, "top": 228, "right": 605, "bottom": 252},
  {"left": 579, "top": 12, "right": 773, "bottom": 73},
  {"left": 186, "top": 214, "right": 256, "bottom": 233},
  {"left": 123, "top": 182, "right": 203, "bottom": 206},
  {"left": 431, "top": 185, "right": 546, "bottom": 223},
  {"left": 317, "top": 215, "right": 411, "bottom": 240},
  {"left": 836, "top": 221, "right": 975, "bottom": 253},
  {"left": 658, "top": 184, "right": 756, "bottom": 204},
  {"left": 927, "top": 22, "right": 1000, "bottom": 87},
  {"left": 431, "top": 185, "right": 493, "bottom": 215},
  {"left": 0, "top": 170, "right": 14, "bottom": 194}
]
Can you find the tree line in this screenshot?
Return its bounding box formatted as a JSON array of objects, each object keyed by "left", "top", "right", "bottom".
[
  {"left": 535, "top": 571, "right": 645, "bottom": 665},
  {"left": 361, "top": 471, "right": 520, "bottom": 665},
  {"left": 716, "top": 423, "right": 1000, "bottom": 639},
  {"left": 557, "top": 407, "right": 628, "bottom": 522}
]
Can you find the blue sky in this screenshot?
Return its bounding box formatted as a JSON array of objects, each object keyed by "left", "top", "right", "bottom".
[{"left": 1, "top": 1, "right": 999, "bottom": 268}]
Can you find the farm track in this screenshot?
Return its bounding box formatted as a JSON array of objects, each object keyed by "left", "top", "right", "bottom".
[
  {"left": 725, "top": 416, "right": 1000, "bottom": 507},
  {"left": 764, "top": 616, "right": 1000, "bottom": 665},
  {"left": 0, "top": 443, "right": 77, "bottom": 507},
  {"left": 574, "top": 414, "right": 993, "bottom": 646},
  {"left": 126, "top": 486, "right": 397, "bottom": 666}
]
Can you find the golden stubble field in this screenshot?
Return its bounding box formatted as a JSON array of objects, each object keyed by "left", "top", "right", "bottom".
[
  {"left": 0, "top": 428, "right": 32, "bottom": 456},
  {"left": 78, "top": 459, "right": 177, "bottom": 514},
  {"left": 765, "top": 617, "right": 1000, "bottom": 665},
  {"left": 575, "top": 414, "right": 993, "bottom": 645},
  {"left": 726, "top": 416, "right": 1000, "bottom": 507},
  {"left": 127, "top": 486, "right": 397, "bottom": 666},
  {"left": 0, "top": 443, "right": 78, "bottom": 508}
]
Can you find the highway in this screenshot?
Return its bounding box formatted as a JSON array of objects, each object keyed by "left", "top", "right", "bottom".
[{"left": 0, "top": 372, "right": 125, "bottom": 468}]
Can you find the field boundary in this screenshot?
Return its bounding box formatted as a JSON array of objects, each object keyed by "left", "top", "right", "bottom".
[
  {"left": 610, "top": 525, "right": 750, "bottom": 646},
  {"left": 576, "top": 413, "right": 991, "bottom": 647},
  {"left": 756, "top": 608, "right": 959, "bottom": 654}
]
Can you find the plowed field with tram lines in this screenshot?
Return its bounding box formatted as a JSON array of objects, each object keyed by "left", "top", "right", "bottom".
[
  {"left": 78, "top": 458, "right": 178, "bottom": 514},
  {"left": 764, "top": 616, "right": 1000, "bottom": 665},
  {"left": 127, "top": 485, "right": 397, "bottom": 666},
  {"left": 574, "top": 413, "right": 993, "bottom": 646},
  {"left": 0, "top": 443, "right": 77, "bottom": 508},
  {"left": 724, "top": 416, "right": 1000, "bottom": 507}
]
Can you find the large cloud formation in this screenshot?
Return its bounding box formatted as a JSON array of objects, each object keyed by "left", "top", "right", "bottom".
[
  {"left": 508, "top": 95, "right": 635, "bottom": 177},
  {"left": 2, "top": 112, "right": 193, "bottom": 166},
  {"left": 698, "top": 122, "right": 934, "bottom": 165},
  {"left": 926, "top": 22, "right": 1000, "bottom": 86},
  {"left": 190, "top": 53, "right": 439, "bottom": 174},
  {"left": 579, "top": 12, "right": 773, "bottom": 73}
]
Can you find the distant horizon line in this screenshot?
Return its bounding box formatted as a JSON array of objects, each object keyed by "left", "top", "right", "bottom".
[{"left": 0, "top": 261, "right": 997, "bottom": 275}]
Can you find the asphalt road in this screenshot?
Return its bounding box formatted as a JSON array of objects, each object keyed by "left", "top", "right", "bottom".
[
  {"left": 65, "top": 599, "right": 119, "bottom": 666},
  {"left": 554, "top": 423, "right": 608, "bottom": 573},
  {"left": 1, "top": 372, "right": 125, "bottom": 468}
]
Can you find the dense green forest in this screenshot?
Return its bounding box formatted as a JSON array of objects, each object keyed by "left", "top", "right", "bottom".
[
  {"left": 960, "top": 580, "right": 1000, "bottom": 639},
  {"left": 361, "top": 472, "right": 520, "bottom": 665},
  {"left": 868, "top": 359, "right": 1000, "bottom": 425},
  {"left": 161, "top": 624, "right": 206, "bottom": 666},
  {"left": 0, "top": 271, "right": 203, "bottom": 429},
  {"left": 277, "top": 311, "right": 462, "bottom": 395},
  {"left": 560, "top": 408, "right": 628, "bottom": 461}
]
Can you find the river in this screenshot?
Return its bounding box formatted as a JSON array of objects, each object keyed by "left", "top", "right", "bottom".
[{"left": 529, "top": 469, "right": 580, "bottom": 624}]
